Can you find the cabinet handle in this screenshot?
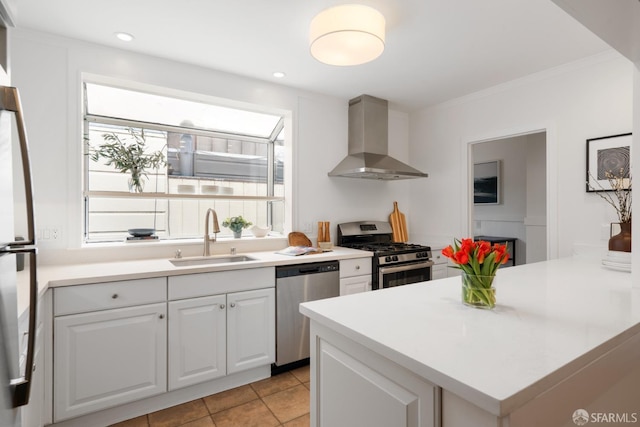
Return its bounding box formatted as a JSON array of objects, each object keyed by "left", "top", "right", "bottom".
[
  {"left": 159, "top": 314, "right": 164, "bottom": 319},
  {"left": 219, "top": 304, "right": 225, "bottom": 309},
  {"left": 112, "top": 294, "right": 118, "bottom": 299},
  {"left": 230, "top": 302, "right": 236, "bottom": 308},
  {"left": 355, "top": 265, "right": 360, "bottom": 270}
]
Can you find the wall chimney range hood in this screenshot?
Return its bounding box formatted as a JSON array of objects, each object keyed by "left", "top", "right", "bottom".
[{"left": 328, "top": 95, "right": 428, "bottom": 180}]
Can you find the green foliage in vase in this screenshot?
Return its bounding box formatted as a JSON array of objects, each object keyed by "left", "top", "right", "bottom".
[
  {"left": 89, "top": 127, "right": 166, "bottom": 193},
  {"left": 222, "top": 216, "right": 253, "bottom": 233}
]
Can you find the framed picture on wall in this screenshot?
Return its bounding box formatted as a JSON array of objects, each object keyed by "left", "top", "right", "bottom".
[
  {"left": 586, "top": 133, "right": 632, "bottom": 192},
  {"left": 474, "top": 160, "right": 501, "bottom": 204}
]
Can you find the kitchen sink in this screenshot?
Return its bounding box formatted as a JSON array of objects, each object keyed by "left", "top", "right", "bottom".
[{"left": 170, "top": 255, "right": 257, "bottom": 267}]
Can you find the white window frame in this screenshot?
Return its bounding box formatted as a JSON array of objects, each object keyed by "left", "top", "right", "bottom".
[{"left": 81, "top": 78, "right": 288, "bottom": 244}]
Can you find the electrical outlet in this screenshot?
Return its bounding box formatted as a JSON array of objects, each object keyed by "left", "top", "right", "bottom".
[{"left": 38, "top": 228, "right": 61, "bottom": 240}]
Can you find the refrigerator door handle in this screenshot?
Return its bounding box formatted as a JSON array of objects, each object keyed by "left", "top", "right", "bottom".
[
  {"left": 3, "top": 248, "right": 37, "bottom": 407},
  {"left": 0, "top": 85, "right": 37, "bottom": 408}
]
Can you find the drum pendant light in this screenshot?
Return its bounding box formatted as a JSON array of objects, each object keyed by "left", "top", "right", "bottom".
[{"left": 309, "top": 4, "right": 385, "bottom": 66}]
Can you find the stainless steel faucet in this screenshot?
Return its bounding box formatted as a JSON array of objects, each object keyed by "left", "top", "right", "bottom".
[{"left": 203, "top": 208, "right": 220, "bottom": 256}]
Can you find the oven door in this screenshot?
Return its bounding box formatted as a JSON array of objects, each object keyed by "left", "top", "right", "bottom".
[{"left": 378, "top": 260, "right": 434, "bottom": 289}]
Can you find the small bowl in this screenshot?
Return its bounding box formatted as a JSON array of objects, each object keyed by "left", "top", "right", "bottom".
[
  {"left": 318, "top": 242, "right": 333, "bottom": 250},
  {"left": 251, "top": 225, "right": 271, "bottom": 238}
]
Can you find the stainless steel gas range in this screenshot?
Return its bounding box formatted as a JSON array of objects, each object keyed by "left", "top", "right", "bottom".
[{"left": 337, "top": 221, "right": 434, "bottom": 290}]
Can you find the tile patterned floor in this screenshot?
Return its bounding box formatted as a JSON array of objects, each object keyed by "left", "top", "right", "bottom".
[{"left": 109, "top": 366, "right": 310, "bottom": 427}]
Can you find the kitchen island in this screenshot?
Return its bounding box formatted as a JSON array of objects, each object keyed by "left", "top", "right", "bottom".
[{"left": 300, "top": 257, "right": 640, "bottom": 427}]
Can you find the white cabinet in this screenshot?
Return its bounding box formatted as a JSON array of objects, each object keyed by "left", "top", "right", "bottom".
[
  {"left": 431, "top": 248, "right": 459, "bottom": 279},
  {"left": 53, "top": 278, "right": 167, "bottom": 422},
  {"left": 167, "top": 268, "right": 275, "bottom": 391},
  {"left": 227, "top": 288, "right": 275, "bottom": 374},
  {"left": 339, "top": 258, "right": 372, "bottom": 295},
  {"left": 431, "top": 249, "right": 448, "bottom": 280},
  {"left": 312, "top": 324, "right": 440, "bottom": 427},
  {"left": 168, "top": 295, "right": 227, "bottom": 390}
]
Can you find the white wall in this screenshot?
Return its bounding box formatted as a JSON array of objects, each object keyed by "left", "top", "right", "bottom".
[
  {"left": 10, "top": 29, "right": 414, "bottom": 263},
  {"left": 408, "top": 51, "right": 633, "bottom": 259},
  {"left": 525, "top": 132, "right": 548, "bottom": 264}
]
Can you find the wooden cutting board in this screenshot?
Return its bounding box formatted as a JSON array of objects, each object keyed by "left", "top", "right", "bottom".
[
  {"left": 389, "top": 201, "right": 408, "bottom": 242},
  {"left": 288, "top": 231, "right": 313, "bottom": 247}
]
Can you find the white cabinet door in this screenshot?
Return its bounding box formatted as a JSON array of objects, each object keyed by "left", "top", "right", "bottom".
[
  {"left": 227, "top": 288, "right": 275, "bottom": 374},
  {"left": 168, "top": 295, "right": 226, "bottom": 391},
  {"left": 54, "top": 303, "right": 167, "bottom": 421},
  {"left": 431, "top": 265, "right": 447, "bottom": 280},
  {"left": 318, "top": 339, "right": 437, "bottom": 427},
  {"left": 340, "top": 275, "right": 372, "bottom": 295}
]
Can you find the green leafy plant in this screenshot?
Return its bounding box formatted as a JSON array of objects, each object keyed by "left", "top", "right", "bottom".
[
  {"left": 89, "top": 127, "right": 166, "bottom": 193},
  {"left": 222, "top": 216, "right": 253, "bottom": 233}
]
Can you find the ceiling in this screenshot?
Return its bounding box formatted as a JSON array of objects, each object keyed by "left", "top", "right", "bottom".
[{"left": 12, "top": 0, "right": 611, "bottom": 111}]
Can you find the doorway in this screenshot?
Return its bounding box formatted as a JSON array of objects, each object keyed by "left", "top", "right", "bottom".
[{"left": 469, "top": 131, "right": 548, "bottom": 265}]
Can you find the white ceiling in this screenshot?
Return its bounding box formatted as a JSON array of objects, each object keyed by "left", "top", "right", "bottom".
[{"left": 12, "top": 0, "right": 611, "bottom": 111}]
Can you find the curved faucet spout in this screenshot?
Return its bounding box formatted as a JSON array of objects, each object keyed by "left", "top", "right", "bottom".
[{"left": 204, "top": 208, "right": 220, "bottom": 256}]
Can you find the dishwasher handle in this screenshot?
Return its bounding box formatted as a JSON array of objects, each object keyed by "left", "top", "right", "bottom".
[
  {"left": 299, "top": 266, "right": 321, "bottom": 274},
  {"left": 276, "top": 260, "right": 339, "bottom": 278}
]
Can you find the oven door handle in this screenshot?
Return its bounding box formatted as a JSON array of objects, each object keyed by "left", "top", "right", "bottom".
[{"left": 379, "top": 260, "right": 434, "bottom": 275}]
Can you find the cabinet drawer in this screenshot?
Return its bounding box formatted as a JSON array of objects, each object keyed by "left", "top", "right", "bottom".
[
  {"left": 432, "top": 249, "right": 447, "bottom": 265},
  {"left": 340, "top": 258, "right": 372, "bottom": 278},
  {"left": 54, "top": 277, "right": 167, "bottom": 316},
  {"left": 168, "top": 267, "right": 275, "bottom": 300}
]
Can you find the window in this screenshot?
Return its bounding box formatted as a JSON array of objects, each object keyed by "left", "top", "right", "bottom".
[{"left": 83, "top": 82, "right": 286, "bottom": 243}]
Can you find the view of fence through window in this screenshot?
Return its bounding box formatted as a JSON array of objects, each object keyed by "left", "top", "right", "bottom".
[{"left": 83, "top": 82, "right": 286, "bottom": 243}]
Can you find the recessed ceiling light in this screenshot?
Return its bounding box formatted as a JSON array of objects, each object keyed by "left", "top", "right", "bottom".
[
  {"left": 115, "top": 32, "right": 134, "bottom": 42},
  {"left": 273, "top": 71, "right": 286, "bottom": 78}
]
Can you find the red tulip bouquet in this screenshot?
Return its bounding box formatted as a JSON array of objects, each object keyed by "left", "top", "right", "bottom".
[{"left": 442, "top": 238, "right": 510, "bottom": 308}]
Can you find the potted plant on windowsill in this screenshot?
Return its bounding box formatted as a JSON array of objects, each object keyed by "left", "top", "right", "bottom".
[
  {"left": 89, "top": 127, "right": 166, "bottom": 193},
  {"left": 222, "top": 216, "right": 253, "bottom": 238}
]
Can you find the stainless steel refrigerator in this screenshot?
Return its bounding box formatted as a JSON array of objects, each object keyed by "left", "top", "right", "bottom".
[{"left": 0, "top": 82, "right": 39, "bottom": 426}]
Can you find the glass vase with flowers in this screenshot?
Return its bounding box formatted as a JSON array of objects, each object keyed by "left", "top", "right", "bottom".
[{"left": 442, "top": 239, "right": 510, "bottom": 309}]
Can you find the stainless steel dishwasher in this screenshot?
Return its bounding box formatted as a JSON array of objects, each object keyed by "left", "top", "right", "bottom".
[{"left": 275, "top": 260, "right": 339, "bottom": 367}]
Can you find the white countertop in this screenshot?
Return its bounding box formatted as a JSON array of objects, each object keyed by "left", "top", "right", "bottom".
[
  {"left": 17, "top": 246, "right": 371, "bottom": 315},
  {"left": 300, "top": 257, "right": 639, "bottom": 417}
]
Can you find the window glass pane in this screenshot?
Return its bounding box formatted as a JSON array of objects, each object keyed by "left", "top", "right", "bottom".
[
  {"left": 86, "top": 123, "right": 168, "bottom": 193},
  {"left": 86, "top": 83, "right": 281, "bottom": 138},
  {"left": 83, "top": 81, "right": 287, "bottom": 244},
  {"left": 166, "top": 133, "right": 280, "bottom": 186},
  {"left": 85, "top": 196, "right": 284, "bottom": 242}
]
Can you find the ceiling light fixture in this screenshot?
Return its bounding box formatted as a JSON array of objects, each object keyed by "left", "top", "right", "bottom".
[
  {"left": 309, "top": 4, "right": 385, "bottom": 66},
  {"left": 273, "top": 71, "right": 286, "bottom": 78},
  {"left": 115, "top": 32, "right": 134, "bottom": 42}
]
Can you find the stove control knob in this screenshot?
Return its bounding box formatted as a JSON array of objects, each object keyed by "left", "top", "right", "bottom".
[
  {"left": 385, "top": 256, "right": 392, "bottom": 262},
  {"left": 392, "top": 255, "right": 399, "bottom": 261},
  {"left": 416, "top": 252, "right": 423, "bottom": 258}
]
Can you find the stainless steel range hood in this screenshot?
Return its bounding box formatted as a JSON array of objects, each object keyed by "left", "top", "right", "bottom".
[{"left": 328, "top": 95, "right": 428, "bottom": 180}]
